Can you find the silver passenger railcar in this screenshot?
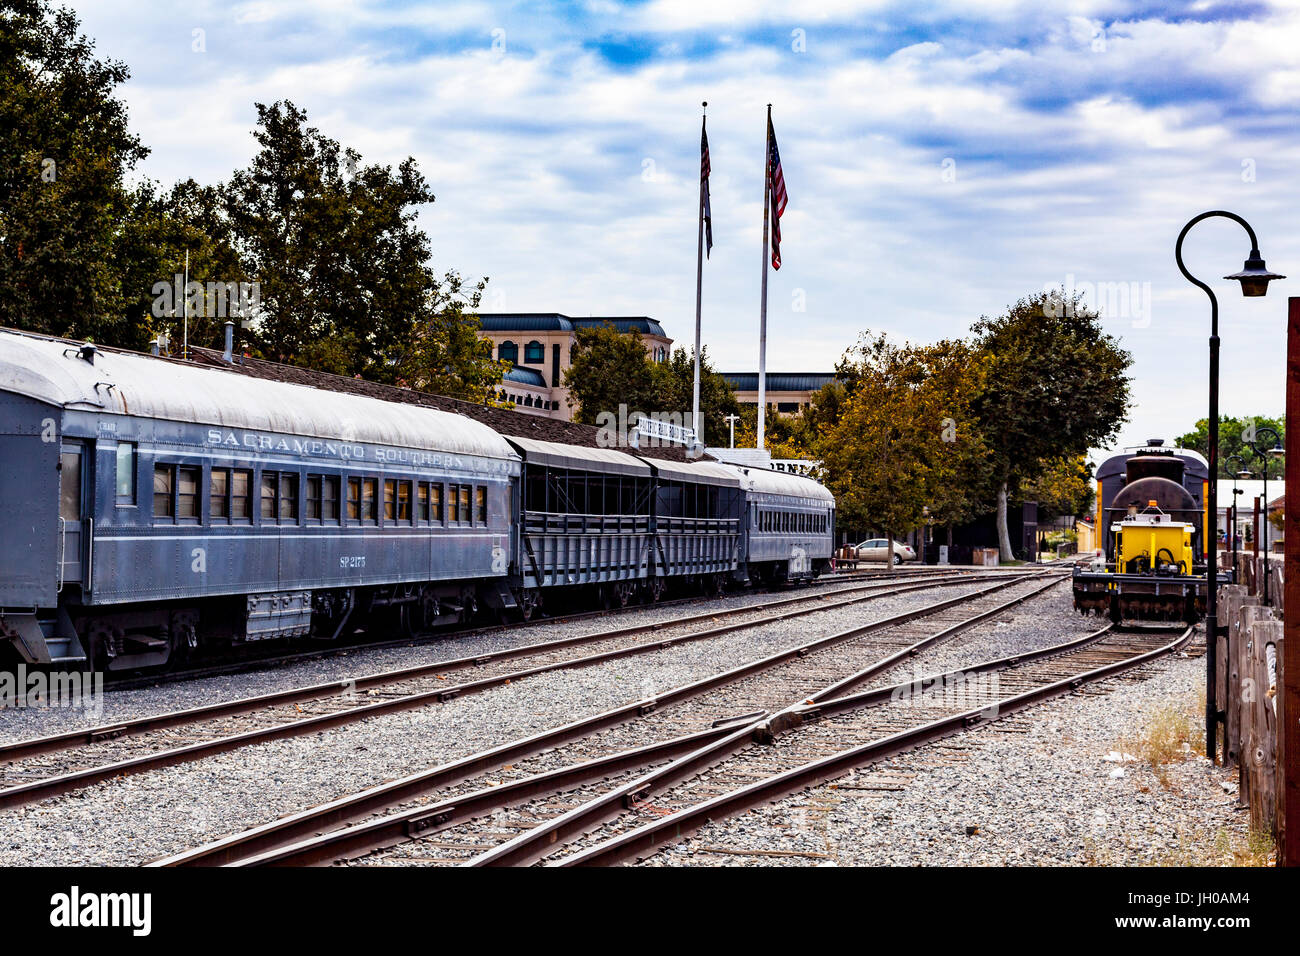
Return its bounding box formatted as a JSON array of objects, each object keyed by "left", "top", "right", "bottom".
[
  {"left": 0, "top": 329, "right": 520, "bottom": 670},
  {"left": 732, "top": 466, "right": 836, "bottom": 584}
]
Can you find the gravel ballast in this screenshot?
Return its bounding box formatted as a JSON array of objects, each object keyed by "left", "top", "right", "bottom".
[
  {"left": 642, "top": 642, "right": 1253, "bottom": 867},
  {"left": 0, "top": 576, "right": 1046, "bottom": 866}
]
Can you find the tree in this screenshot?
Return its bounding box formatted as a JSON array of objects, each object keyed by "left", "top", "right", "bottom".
[
  {"left": 1176, "top": 415, "right": 1285, "bottom": 480},
  {"left": 1019, "top": 454, "right": 1094, "bottom": 523},
  {"left": 391, "top": 272, "right": 510, "bottom": 404},
  {"left": 651, "top": 346, "right": 741, "bottom": 446},
  {"left": 914, "top": 338, "right": 995, "bottom": 542},
  {"left": 818, "top": 334, "right": 987, "bottom": 563},
  {"left": 973, "top": 290, "right": 1132, "bottom": 560},
  {"left": 223, "top": 101, "right": 439, "bottom": 379},
  {"left": 109, "top": 178, "right": 249, "bottom": 353},
  {"left": 563, "top": 323, "right": 661, "bottom": 425},
  {"left": 0, "top": 0, "right": 148, "bottom": 340}
]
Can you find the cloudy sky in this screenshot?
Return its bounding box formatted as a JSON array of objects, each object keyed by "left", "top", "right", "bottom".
[{"left": 66, "top": 0, "right": 1300, "bottom": 454}]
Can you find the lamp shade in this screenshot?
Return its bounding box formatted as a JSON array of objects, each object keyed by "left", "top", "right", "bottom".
[{"left": 1224, "top": 249, "right": 1285, "bottom": 296}]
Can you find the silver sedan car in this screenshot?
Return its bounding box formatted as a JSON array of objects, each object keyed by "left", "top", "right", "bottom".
[{"left": 853, "top": 538, "right": 917, "bottom": 565}]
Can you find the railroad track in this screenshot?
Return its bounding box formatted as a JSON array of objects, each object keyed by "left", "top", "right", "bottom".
[
  {"left": 0, "top": 570, "right": 1034, "bottom": 809},
  {"left": 310, "top": 620, "right": 1187, "bottom": 868},
  {"left": 96, "top": 565, "right": 985, "bottom": 692},
  {"left": 149, "top": 571, "right": 1066, "bottom": 866}
]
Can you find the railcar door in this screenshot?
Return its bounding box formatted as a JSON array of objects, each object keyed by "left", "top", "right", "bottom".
[{"left": 58, "top": 442, "right": 87, "bottom": 589}]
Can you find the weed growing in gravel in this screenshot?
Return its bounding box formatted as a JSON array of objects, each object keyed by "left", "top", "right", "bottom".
[
  {"left": 1154, "top": 826, "right": 1274, "bottom": 867},
  {"left": 1115, "top": 696, "right": 1202, "bottom": 788}
]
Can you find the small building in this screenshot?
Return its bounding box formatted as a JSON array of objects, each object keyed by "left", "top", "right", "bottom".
[
  {"left": 478, "top": 313, "right": 673, "bottom": 421},
  {"left": 1217, "top": 478, "right": 1285, "bottom": 552}
]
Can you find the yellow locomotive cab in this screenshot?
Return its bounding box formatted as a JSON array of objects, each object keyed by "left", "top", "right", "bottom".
[{"left": 1113, "top": 503, "right": 1195, "bottom": 575}]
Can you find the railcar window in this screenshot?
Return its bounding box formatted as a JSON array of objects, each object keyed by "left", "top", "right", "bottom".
[
  {"left": 115, "top": 443, "right": 136, "bottom": 505},
  {"left": 177, "top": 467, "right": 200, "bottom": 519},
  {"left": 261, "top": 473, "right": 278, "bottom": 519},
  {"left": 231, "top": 470, "right": 252, "bottom": 520},
  {"left": 383, "top": 479, "right": 397, "bottom": 522},
  {"left": 418, "top": 483, "right": 430, "bottom": 522},
  {"left": 322, "top": 476, "right": 339, "bottom": 522},
  {"left": 459, "top": 485, "right": 472, "bottom": 524},
  {"left": 397, "top": 481, "right": 413, "bottom": 523},
  {"left": 60, "top": 452, "right": 81, "bottom": 519},
  {"left": 347, "top": 478, "right": 362, "bottom": 521},
  {"left": 448, "top": 484, "right": 460, "bottom": 523},
  {"left": 279, "top": 474, "right": 298, "bottom": 522},
  {"left": 362, "top": 478, "right": 378, "bottom": 524},
  {"left": 211, "top": 469, "right": 229, "bottom": 520},
  {"left": 476, "top": 486, "right": 487, "bottom": 523},
  {"left": 306, "top": 476, "right": 321, "bottom": 520},
  {"left": 432, "top": 483, "right": 444, "bottom": 523},
  {"left": 153, "top": 465, "right": 174, "bottom": 518}
]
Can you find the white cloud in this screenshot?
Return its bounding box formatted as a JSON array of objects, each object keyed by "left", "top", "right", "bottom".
[{"left": 59, "top": 0, "right": 1300, "bottom": 450}]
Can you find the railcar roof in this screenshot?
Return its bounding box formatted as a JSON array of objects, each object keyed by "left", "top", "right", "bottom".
[
  {"left": 0, "top": 329, "right": 518, "bottom": 462},
  {"left": 183, "top": 344, "right": 697, "bottom": 463},
  {"left": 642, "top": 457, "right": 742, "bottom": 487},
  {"left": 506, "top": 435, "right": 651, "bottom": 477},
  {"left": 724, "top": 465, "right": 837, "bottom": 503}
]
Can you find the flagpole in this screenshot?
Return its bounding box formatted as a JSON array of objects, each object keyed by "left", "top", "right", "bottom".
[
  {"left": 692, "top": 102, "right": 706, "bottom": 454},
  {"left": 758, "top": 104, "right": 771, "bottom": 451}
]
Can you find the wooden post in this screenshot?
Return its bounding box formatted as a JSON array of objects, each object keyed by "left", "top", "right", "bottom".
[{"left": 1280, "top": 296, "right": 1300, "bottom": 866}]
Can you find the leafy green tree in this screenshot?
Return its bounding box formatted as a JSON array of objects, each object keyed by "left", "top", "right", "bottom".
[
  {"left": 1175, "top": 415, "right": 1285, "bottom": 480},
  {"left": 391, "top": 272, "right": 510, "bottom": 404},
  {"left": 1019, "top": 454, "right": 1095, "bottom": 523},
  {"left": 651, "top": 346, "right": 741, "bottom": 446},
  {"left": 563, "top": 323, "right": 661, "bottom": 424},
  {"left": 973, "top": 290, "right": 1132, "bottom": 559},
  {"left": 110, "top": 178, "right": 249, "bottom": 353},
  {"left": 0, "top": 0, "right": 147, "bottom": 340},
  {"left": 819, "top": 334, "right": 987, "bottom": 563},
  {"left": 223, "top": 101, "right": 439, "bottom": 378}
]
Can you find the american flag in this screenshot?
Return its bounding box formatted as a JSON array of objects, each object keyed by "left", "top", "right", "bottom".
[
  {"left": 701, "top": 117, "right": 712, "bottom": 258},
  {"left": 767, "top": 115, "right": 788, "bottom": 270}
]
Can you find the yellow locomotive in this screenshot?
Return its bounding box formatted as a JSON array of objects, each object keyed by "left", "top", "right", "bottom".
[{"left": 1073, "top": 440, "right": 1227, "bottom": 624}]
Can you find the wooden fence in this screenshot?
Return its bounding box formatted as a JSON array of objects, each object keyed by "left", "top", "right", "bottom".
[
  {"left": 1224, "top": 548, "right": 1283, "bottom": 602},
  {"left": 1218, "top": 580, "right": 1284, "bottom": 837}
]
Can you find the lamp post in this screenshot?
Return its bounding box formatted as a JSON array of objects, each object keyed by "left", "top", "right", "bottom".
[
  {"left": 1227, "top": 453, "right": 1248, "bottom": 577},
  {"left": 1246, "top": 425, "right": 1284, "bottom": 606},
  {"left": 1175, "top": 210, "right": 1285, "bottom": 764},
  {"left": 724, "top": 413, "right": 740, "bottom": 449}
]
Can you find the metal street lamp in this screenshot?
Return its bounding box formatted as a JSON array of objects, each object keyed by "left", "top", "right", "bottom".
[
  {"left": 1227, "top": 453, "right": 1248, "bottom": 576},
  {"left": 724, "top": 413, "right": 740, "bottom": 449},
  {"left": 1247, "top": 425, "right": 1283, "bottom": 606},
  {"left": 1174, "top": 209, "right": 1284, "bottom": 764}
]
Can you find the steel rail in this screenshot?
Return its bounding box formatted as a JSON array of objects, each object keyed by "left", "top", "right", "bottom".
[
  {"left": 466, "top": 575, "right": 1068, "bottom": 866},
  {"left": 99, "top": 565, "right": 982, "bottom": 692},
  {"left": 555, "top": 625, "right": 1193, "bottom": 867},
  {"left": 0, "top": 574, "right": 998, "bottom": 810},
  {"left": 210, "top": 576, "right": 1066, "bottom": 868},
  {"left": 1, "top": 570, "right": 989, "bottom": 764},
  {"left": 150, "top": 573, "right": 1056, "bottom": 866}
]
